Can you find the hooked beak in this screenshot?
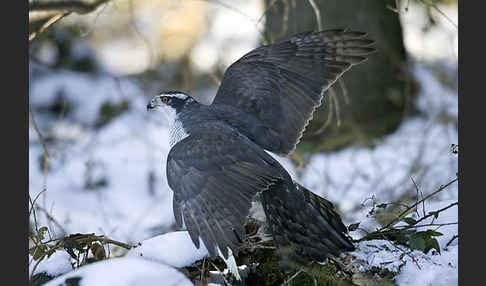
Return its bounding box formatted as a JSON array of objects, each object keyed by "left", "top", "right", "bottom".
[
  {"left": 147, "top": 102, "right": 155, "bottom": 111},
  {"left": 147, "top": 97, "right": 161, "bottom": 111}
]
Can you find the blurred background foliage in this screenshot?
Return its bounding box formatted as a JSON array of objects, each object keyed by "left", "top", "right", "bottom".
[{"left": 29, "top": 0, "right": 458, "bottom": 153}]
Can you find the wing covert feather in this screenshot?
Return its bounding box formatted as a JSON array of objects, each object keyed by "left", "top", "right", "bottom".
[
  {"left": 213, "top": 29, "right": 375, "bottom": 154},
  {"left": 167, "top": 125, "right": 283, "bottom": 258}
]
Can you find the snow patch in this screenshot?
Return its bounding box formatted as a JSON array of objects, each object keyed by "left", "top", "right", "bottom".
[
  {"left": 29, "top": 251, "right": 73, "bottom": 277},
  {"left": 126, "top": 231, "right": 208, "bottom": 268},
  {"left": 42, "top": 257, "right": 193, "bottom": 286}
]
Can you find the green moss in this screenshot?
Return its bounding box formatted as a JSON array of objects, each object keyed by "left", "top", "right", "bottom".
[
  {"left": 242, "top": 248, "right": 287, "bottom": 285},
  {"left": 183, "top": 244, "right": 401, "bottom": 286},
  {"left": 237, "top": 247, "right": 355, "bottom": 286},
  {"left": 296, "top": 263, "right": 354, "bottom": 286}
]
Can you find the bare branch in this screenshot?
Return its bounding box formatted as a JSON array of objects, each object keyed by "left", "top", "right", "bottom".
[
  {"left": 379, "top": 176, "right": 458, "bottom": 231},
  {"left": 29, "top": 0, "right": 111, "bottom": 14},
  {"left": 281, "top": 268, "right": 304, "bottom": 286},
  {"left": 445, "top": 234, "right": 458, "bottom": 248},
  {"left": 35, "top": 204, "right": 68, "bottom": 237},
  {"left": 307, "top": 0, "right": 322, "bottom": 30},
  {"left": 337, "top": 78, "right": 349, "bottom": 104},
  {"left": 419, "top": 0, "right": 458, "bottom": 30},
  {"left": 29, "top": 10, "right": 67, "bottom": 23},
  {"left": 257, "top": 0, "right": 282, "bottom": 24},
  {"left": 29, "top": 0, "right": 111, "bottom": 40},
  {"left": 29, "top": 11, "right": 70, "bottom": 42},
  {"left": 29, "top": 104, "right": 49, "bottom": 172}
]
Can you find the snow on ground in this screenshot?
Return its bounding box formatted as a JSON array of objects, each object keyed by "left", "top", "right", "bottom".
[
  {"left": 126, "top": 231, "right": 209, "bottom": 268},
  {"left": 30, "top": 251, "right": 73, "bottom": 278},
  {"left": 395, "top": 244, "right": 457, "bottom": 286},
  {"left": 41, "top": 257, "right": 193, "bottom": 286},
  {"left": 351, "top": 198, "right": 458, "bottom": 285},
  {"left": 29, "top": 71, "right": 142, "bottom": 126},
  {"left": 29, "top": 107, "right": 176, "bottom": 243},
  {"left": 353, "top": 239, "right": 457, "bottom": 286}
]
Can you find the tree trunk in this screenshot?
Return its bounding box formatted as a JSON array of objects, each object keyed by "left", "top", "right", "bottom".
[{"left": 264, "top": 0, "right": 416, "bottom": 152}]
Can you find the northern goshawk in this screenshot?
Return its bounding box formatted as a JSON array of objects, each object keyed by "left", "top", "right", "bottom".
[{"left": 147, "top": 29, "right": 375, "bottom": 279}]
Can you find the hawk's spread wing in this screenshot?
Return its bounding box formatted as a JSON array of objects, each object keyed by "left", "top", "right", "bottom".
[
  {"left": 167, "top": 123, "right": 283, "bottom": 259},
  {"left": 213, "top": 29, "right": 375, "bottom": 154}
]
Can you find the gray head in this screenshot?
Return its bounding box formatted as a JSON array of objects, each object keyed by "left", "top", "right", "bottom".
[{"left": 147, "top": 91, "right": 195, "bottom": 122}]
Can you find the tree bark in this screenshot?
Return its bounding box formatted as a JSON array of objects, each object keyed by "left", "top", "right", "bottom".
[{"left": 264, "top": 0, "right": 416, "bottom": 152}]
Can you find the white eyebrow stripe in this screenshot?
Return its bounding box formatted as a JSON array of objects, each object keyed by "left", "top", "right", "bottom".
[{"left": 160, "top": 93, "right": 189, "bottom": 100}]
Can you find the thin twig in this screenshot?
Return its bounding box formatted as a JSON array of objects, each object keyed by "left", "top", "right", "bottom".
[
  {"left": 96, "top": 236, "right": 135, "bottom": 250},
  {"left": 29, "top": 190, "right": 47, "bottom": 241},
  {"left": 29, "top": 190, "right": 47, "bottom": 223},
  {"left": 209, "top": 261, "right": 230, "bottom": 286},
  {"left": 278, "top": 0, "right": 290, "bottom": 38},
  {"left": 29, "top": 233, "right": 135, "bottom": 252},
  {"left": 445, "top": 234, "right": 458, "bottom": 248},
  {"left": 337, "top": 78, "right": 349, "bottom": 104},
  {"left": 29, "top": 104, "right": 49, "bottom": 176},
  {"left": 379, "top": 233, "right": 421, "bottom": 270},
  {"left": 79, "top": 1, "right": 109, "bottom": 37},
  {"left": 35, "top": 204, "right": 68, "bottom": 236},
  {"left": 412, "top": 202, "right": 458, "bottom": 227},
  {"left": 257, "top": 0, "right": 281, "bottom": 24},
  {"left": 330, "top": 87, "right": 341, "bottom": 127},
  {"left": 400, "top": 222, "right": 457, "bottom": 228},
  {"left": 307, "top": 0, "right": 322, "bottom": 30},
  {"left": 379, "top": 177, "right": 458, "bottom": 231},
  {"left": 281, "top": 268, "right": 304, "bottom": 286},
  {"left": 200, "top": 257, "right": 206, "bottom": 283},
  {"left": 328, "top": 256, "right": 354, "bottom": 277},
  {"left": 357, "top": 222, "right": 458, "bottom": 242},
  {"left": 410, "top": 176, "right": 425, "bottom": 217},
  {"left": 419, "top": 0, "right": 458, "bottom": 30},
  {"left": 29, "top": 12, "right": 70, "bottom": 42},
  {"left": 30, "top": 255, "right": 46, "bottom": 281}
]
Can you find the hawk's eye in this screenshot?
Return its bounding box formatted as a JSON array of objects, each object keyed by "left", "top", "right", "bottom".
[{"left": 161, "top": 96, "right": 169, "bottom": 103}]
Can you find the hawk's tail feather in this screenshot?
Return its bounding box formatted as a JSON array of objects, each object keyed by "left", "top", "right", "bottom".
[{"left": 261, "top": 180, "right": 354, "bottom": 268}]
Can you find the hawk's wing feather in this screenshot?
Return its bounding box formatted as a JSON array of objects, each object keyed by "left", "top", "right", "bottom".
[
  {"left": 167, "top": 124, "right": 283, "bottom": 259},
  {"left": 213, "top": 29, "right": 375, "bottom": 154}
]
